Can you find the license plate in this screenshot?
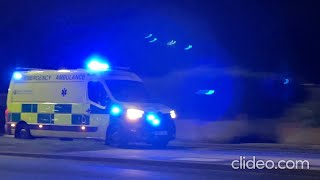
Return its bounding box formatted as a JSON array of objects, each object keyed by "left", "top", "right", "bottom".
[{"left": 154, "top": 131, "right": 168, "bottom": 135}]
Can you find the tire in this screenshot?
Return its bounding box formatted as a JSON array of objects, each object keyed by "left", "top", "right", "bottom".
[
  {"left": 105, "top": 125, "right": 128, "bottom": 147},
  {"left": 15, "top": 123, "right": 32, "bottom": 139}
]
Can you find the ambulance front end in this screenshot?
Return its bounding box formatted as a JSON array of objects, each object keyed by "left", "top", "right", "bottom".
[{"left": 102, "top": 73, "right": 176, "bottom": 147}]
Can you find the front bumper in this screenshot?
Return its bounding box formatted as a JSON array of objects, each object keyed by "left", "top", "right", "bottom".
[
  {"left": 112, "top": 113, "right": 176, "bottom": 143},
  {"left": 125, "top": 125, "right": 176, "bottom": 143}
]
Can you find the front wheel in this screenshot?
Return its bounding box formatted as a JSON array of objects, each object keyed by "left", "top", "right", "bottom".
[
  {"left": 15, "top": 123, "right": 32, "bottom": 139},
  {"left": 105, "top": 125, "right": 128, "bottom": 147}
]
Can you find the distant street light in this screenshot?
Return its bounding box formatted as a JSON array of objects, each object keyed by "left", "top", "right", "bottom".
[
  {"left": 184, "top": 45, "right": 193, "bottom": 50},
  {"left": 149, "top": 37, "right": 158, "bottom": 43}
]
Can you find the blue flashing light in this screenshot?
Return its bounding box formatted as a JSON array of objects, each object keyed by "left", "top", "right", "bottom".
[
  {"left": 110, "top": 105, "right": 122, "bottom": 116},
  {"left": 147, "top": 114, "right": 156, "bottom": 121},
  {"left": 87, "top": 60, "right": 109, "bottom": 71},
  {"left": 205, "top": 90, "right": 215, "bottom": 95},
  {"left": 13, "top": 72, "right": 22, "bottom": 80},
  {"left": 86, "top": 55, "right": 110, "bottom": 72},
  {"left": 151, "top": 119, "right": 160, "bottom": 126},
  {"left": 146, "top": 113, "right": 160, "bottom": 126},
  {"left": 283, "top": 78, "right": 289, "bottom": 85}
]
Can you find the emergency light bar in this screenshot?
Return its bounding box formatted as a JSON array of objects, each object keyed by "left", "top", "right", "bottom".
[{"left": 87, "top": 60, "right": 110, "bottom": 71}]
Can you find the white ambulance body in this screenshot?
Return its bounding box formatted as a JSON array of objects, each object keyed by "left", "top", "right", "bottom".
[{"left": 6, "top": 68, "right": 176, "bottom": 146}]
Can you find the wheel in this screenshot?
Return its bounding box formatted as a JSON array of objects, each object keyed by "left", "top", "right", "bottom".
[
  {"left": 15, "top": 123, "right": 32, "bottom": 139},
  {"left": 151, "top": 140, "right": 169, "bottom": 149},
  {"left": 105, "top": 125, "right": 128, "bottom": 147}
]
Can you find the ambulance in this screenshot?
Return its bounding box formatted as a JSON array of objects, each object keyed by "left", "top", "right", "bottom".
[{"left": 5, "top": 61, "right": 176, "bottom": 147}]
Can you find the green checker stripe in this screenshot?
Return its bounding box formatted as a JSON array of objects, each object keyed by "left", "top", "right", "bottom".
[
  {"left": 54, "top": 104, "right": 72, "bottom": 114},
  {"left": 21, "top": 104, "right": 38, "bottom": 113}
]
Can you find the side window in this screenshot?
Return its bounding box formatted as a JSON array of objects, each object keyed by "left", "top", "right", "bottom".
[{"left": 88, "top": 81, "right": 108, "bottom": 106}]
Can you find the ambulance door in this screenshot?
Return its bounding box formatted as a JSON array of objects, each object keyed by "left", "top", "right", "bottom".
[{"left": 87, "top": 81, "right": 110, "bottom": 138}]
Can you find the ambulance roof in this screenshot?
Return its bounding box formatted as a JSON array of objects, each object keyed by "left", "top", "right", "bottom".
[{"left": 12, "top": 68, "right": 143, "bottom": 82}]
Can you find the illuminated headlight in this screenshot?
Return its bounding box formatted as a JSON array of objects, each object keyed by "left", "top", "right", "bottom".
[
  {"left": 126, "top": 109, "right": 144, "bottom": 121},
  {"left": 170, "top": 110, "right": 177, "bottom": 119}
]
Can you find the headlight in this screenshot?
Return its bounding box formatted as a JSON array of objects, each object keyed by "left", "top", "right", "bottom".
[
  {"left": 126, "top": 109, "right": 144, "bottom": 121},
  {"left": 170, "top": 110, "right": 177, "bottom": 119}
]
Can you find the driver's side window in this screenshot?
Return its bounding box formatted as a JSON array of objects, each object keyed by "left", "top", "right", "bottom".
[{"left": 88, "top": 81, "right": 108, "bottom": 106}]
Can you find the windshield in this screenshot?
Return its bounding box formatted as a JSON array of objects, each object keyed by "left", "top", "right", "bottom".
[{"left": 106, "top": 80, "right": 150, "bottom": 102}]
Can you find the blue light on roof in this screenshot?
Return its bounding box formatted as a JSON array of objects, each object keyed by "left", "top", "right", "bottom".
[
  {"left": 13, "top": 72, "right": 22, "bottom": 80},
  {"left": 86, "top": 55, "right": 110, "bottom": 71}
]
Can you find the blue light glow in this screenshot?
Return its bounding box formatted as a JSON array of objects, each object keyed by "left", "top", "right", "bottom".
[
  {"left": 149, "top": 38, "right": 157, "bottom": 43},
  {"left": 147, "top": 114, "right": 156, "bottom": 121},
  {"left": 146, "top": 114, "right": 160, "bottom": 126},
  {"left": 110, "top": 105, "right": 122, "bottom": 116},
  {"left": 145, "top": 34, "right": 153, "bottom": 38},
  {"left": 205, "top": 90, "right": 215, "bottom": 95},
  {"left": 86, "top": 55, "right": 110, "bottom": 72},
  {"left": 184, "top": 45, "right": 193, "bottom": 50},
  {"left": 13, "top": 72, "right": 22, "bottom": 80},
  {"left": 167, "top": 40, "right": 176, "bottom": 46},
  {"left": 151, "top": 119, "right": 160, "bottom": 126},
  {"left": 283, "top": 78, "right": 289, "bottom": 85},
  {"left": 196, "top": 89, "right": 215, "bottom": 95}
]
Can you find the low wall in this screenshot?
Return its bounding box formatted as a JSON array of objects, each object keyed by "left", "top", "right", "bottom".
[
  {"left": 278, "top": 123, "right": 320, "bottom": 145},
  {"left": 175, "top": 119, "right": 249, "bottom": 143},
  {"left": 175, "top": 119, "right": 320, "bottom": 145}
]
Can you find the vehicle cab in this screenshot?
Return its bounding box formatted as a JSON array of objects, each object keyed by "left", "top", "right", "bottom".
[{"left": 95, "top": 69, "right": 177, "bottom": 147}]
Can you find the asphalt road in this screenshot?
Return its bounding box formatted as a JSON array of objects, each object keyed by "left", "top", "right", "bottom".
[
  {"left": 0, "top": 136, "right": 320, "bottom": 179},
  {"left": 0, "top": 155, "right": 318, "bottom": 180}
]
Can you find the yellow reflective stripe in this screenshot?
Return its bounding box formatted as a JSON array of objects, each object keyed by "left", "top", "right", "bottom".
[
  {"left": 38, "top": 104, "right": 55, "bottom": 113},
  {"left": 90, "top": 114, "right": 109, "bottom": 126},
  {"left": 21, "top": 113, "right": 37, "bottom": 124},
  {"left": 54, "top": 114, "right": 72, "bottom": 125},
  {"left": 71, "top": 104, "right": 83, "bottom": 114},
  {"left": 8, "top": 103, "right": 21, "bottom": 113}
]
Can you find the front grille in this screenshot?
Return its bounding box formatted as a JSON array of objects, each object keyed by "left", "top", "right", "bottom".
[{"left": 143, "top": 112, "right": 173, "bottom": 130}]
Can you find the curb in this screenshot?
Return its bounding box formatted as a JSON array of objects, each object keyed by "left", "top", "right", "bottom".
[
  {"left": 172, "top": 141, "right": 320, "bottom": 153},
  {"left": 0, "top": 152, "right": 320, "bottom": 176},
  {"left": 0, "top": 152, "right": 230, "bottom": 170}
]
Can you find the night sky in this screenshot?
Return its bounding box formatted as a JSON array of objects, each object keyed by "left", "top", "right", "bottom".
[{"left": 1, "top": 0, "right": 320, "bottom": 92}]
